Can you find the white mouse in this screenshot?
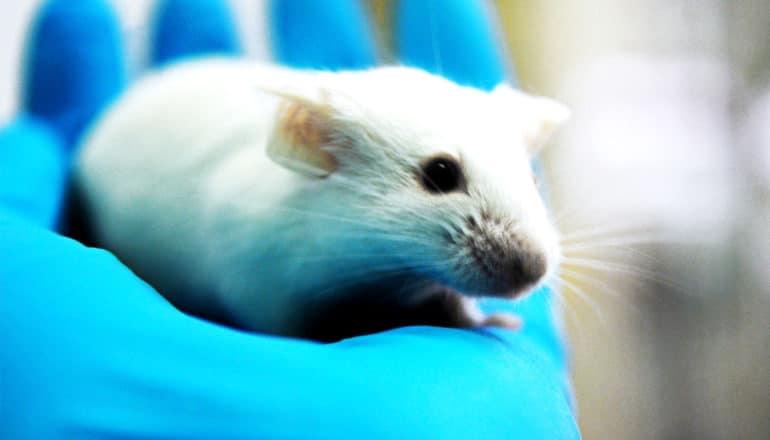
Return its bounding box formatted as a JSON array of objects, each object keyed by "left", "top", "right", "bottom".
[{"left": 74, "top": 58, "right": 568, "bottom": 341}]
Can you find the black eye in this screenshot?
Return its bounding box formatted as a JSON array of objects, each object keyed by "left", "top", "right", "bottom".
[{"left": 420, "top": 156, "right": 464, "bottom": 194}]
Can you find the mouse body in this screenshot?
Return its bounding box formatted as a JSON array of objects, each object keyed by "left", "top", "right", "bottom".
[{"left": 75, "top": 58, "right": 568, "bottom": 340}]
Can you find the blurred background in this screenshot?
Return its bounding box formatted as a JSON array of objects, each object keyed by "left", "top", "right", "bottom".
[{"left": 1, "top": 1, "right": 768, "bottom": 439}]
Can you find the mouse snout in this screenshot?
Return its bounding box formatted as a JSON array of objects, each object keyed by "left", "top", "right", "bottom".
[
  {"left": 465, "top": 215, "right": 550, "bottom": 297},
  {"left": 498, "top": 249, "right": 547, "bottom": 295}
]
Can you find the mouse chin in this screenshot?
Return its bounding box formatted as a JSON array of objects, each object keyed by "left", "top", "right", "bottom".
[
  {"left": 439, "top": 268, "right": 549, "bottom": 300},
  {"left": 496, "top": 282, "right": 543, "bottom": 299},
  {"left": 463, "top": 283, "right": 539, "bottom": 300},
  {"left": 415, "top": 253, "right": 552, "bottom": 300}
]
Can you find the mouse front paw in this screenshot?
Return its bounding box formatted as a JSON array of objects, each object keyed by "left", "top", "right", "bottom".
[
  {"left": 478, "top": 312, "right": 522, "bottom": 330},
  {"left": 418, "top": 286, "right": 523, "bottom": 332}
]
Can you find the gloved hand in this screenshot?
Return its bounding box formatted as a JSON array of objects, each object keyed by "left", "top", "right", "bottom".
[{"left": 0, "top": 0, "right": 579, "bottom": 438}]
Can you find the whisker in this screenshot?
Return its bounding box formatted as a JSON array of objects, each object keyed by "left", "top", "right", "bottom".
[
  {"left": 559, "top": 224, "right": 660, "bottom": 244},
  {"left": 561, "top": 255, "right": 688, "bottom": 294},
  {"left": 561, "top": 235, "right": 669, "bottom": 253},
  {"left": 559, "top": 266, "right": 642, "bottom": 318},
  {"left": 549, "top": 288, "right": 589, "bottom": 343},
  {"left": 555, "top": 275, "right": 609, "bottom": 331}
]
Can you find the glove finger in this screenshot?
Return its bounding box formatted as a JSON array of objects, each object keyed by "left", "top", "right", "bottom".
[
  {"left": 268, "top": 0, "right": 376, "bottom": 70},
  {"left": 23, "top": 0, "right": 126, "bottom": 149},
  {"left": 150, "top": 0, "right": 241, "bottom": 66},
  {"left": 0, "top": 116, "right": 65, "bottom": 228},
  {"left": 393, "top": 0, "right": 508, "bottom": 90}
]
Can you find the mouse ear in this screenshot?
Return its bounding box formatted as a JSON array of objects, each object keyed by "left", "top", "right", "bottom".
[
  {"left": 492, "top": 84, "right": 570, "bottom": 155},
  {"left": 264, "top": 90, "right": 346, "bottom": 178}
]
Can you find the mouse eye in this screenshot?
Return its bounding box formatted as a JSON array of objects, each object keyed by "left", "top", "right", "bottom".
[{"left": 420, "top": 156, "right": 464, "bottom": 194}]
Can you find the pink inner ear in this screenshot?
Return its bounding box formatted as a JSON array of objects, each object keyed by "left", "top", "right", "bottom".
[
  {"left": 280, "top": 100, "right": 332, "bottom": 152},
  {"left": 270, "top": 99, "right": 338, "bottom": 176}
]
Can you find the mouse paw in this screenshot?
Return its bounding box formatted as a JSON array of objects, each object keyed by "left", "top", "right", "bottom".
[{"left": 480, "top": 313, "right": 522, "bottom": 330}]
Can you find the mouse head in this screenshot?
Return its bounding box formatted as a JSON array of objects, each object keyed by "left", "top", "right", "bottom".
[{"left": 263, "top": 67, "right": 568, "bottom": 298}]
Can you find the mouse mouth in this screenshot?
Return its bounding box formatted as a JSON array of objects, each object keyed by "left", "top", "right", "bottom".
[
  {"left": 424, "top": 258, "right": 545, "bottom": 300},
  {"left": 468, "top": 248, "right": 548, "bottom": 297}
]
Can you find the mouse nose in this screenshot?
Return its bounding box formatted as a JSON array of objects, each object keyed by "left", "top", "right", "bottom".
[{"left": 501, "top": 251, "right": 547, "bottom": 294}]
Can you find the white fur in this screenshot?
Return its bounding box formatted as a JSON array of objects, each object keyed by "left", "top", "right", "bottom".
[{"left": 76, "top": 58, "right": 566, "bottom": 336}]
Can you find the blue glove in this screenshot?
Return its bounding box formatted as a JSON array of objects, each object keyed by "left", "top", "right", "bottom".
[{"left": 0, "top": 0, "right": 579, "bottom": 438}]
